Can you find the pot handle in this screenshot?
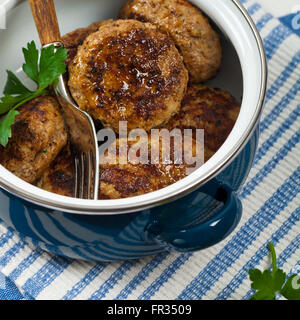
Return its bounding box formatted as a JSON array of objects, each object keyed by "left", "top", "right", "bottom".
[{"left": 145, "top": 179, "right": 242, "bottom": 252}]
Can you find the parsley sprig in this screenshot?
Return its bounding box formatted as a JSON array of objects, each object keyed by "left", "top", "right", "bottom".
[
  {"left": 249, "top": 243, "right": 300, "bottom": 300},
  {"left": 0, "top": 41, "right": 68, "bottom": 147}
]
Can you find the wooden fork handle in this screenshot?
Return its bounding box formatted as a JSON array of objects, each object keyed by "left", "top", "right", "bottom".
[{"left": 28, "top": 0, "right": 61, "bottom": 45}]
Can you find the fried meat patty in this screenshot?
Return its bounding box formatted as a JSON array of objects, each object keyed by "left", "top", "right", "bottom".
[
  {"left": 37, "top": 133, "right": 203, "bottom": 199},
  {"left": 120, "top": 0, "right": 222, "bottom": 83},
  {"left": 36, "top": 144, "right": 75, "bottom": 197},
  {"left": 99, "top": 135, "right": 203, "bottom": 199},
  {"left": 0, "top": 96, "right": 68, "bottom": 183},
  {"left": 68, "top": 19, "right": 188, "bottom": 132},
  {"left": 163, "top": 85, "right": 241, "bottom": 160},
  {"left": 61, "top": 20, "right": 113, "bottom": 65}
]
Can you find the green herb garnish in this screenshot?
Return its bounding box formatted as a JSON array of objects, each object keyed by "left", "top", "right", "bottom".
[
  {"left": 249, "top": 243, "right": 300, "bottom": 300},
  {"left": 0, "top": 41, "right": 68, "bottom": 147}
]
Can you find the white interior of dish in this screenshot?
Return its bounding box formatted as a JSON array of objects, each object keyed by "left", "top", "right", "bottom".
[{"left": 0, "top": 0, "right": 264, "bottom": 214}]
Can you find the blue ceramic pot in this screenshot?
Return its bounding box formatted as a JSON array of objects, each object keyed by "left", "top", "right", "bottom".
[{"left": 0, "top": 0, "right": 267, "bottom": 261}]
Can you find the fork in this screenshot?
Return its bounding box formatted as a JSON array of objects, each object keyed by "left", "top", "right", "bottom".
[{"left": 28, "top": 0, "right": 99, "bottom": 200}]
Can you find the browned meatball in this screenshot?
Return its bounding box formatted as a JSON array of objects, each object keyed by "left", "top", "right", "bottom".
[
  {"left": 0, "top": 96, "right": 68, "bottom": 183},
  {"left": 68, "top": 19, "right": 188, "bottom": 133},
  {"left": 99, "top": 135, "right": 203, "bottom": 199},
  {"left": 162, "top": 85, "right": 241, "bottom": 161},
  {"left": 61, "top": 20, "right": 113, "bottom": 65},
  {"left": 36, "top": 144, "right": 75, "bottom": 197},
  {"left": 120, "top": 0, "right": 222, "bottom": 83}
]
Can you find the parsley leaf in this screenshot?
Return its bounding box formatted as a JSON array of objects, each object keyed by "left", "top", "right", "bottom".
[
  {"left": 0, "top": 110, "right": 19, "bottom": 147},
  {"left": 38, "top": 45, "right": 68, "bottom": 89},
  {"left": 249, "top": 243, "right": 300, "bottom": 300},
  {"left": 0, "top": 94, "right": 30, "bottom": 115},
  {"left": 249, "top": 269, "right": 277, "bottom": 300},
  {"left": 4, "top": 70, "right": 32, "bottom": 96},
  {"left": 22, "top": 41, "right": 39, "bottom": 84},
  {"left": 0, "top": 41, "right": 68, "bottom": 148}
]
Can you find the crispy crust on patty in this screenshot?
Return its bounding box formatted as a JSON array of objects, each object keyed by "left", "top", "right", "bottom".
[
  {"left": 0, "top": 96, "right": 68, "bottom": 183},
  {"left": 61, "top": 20, "right": 113, "bottom": 65},
  {"left": 162, "top": 85, "right": 241, "bottom": 160},
  {"left": 99, "top": 135, "right": 203, "bottom": 199},
  {"left": 68, "top": 19, "right": 188, "bottom": 132},
  {"left": 120, "top": 0, "right": 222, "bottom": 83},
  {"left": 36, "top": 144, "right": 75, "bottom": 197}
]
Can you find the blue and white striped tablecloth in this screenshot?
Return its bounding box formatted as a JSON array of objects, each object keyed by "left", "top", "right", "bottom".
[{"left": 0, "top": 0, "right": 299, "bottom": 300}]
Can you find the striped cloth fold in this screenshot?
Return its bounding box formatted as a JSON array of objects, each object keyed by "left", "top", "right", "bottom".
[{"left": 0, "top": 0, "right": 299, "bottom": 300}]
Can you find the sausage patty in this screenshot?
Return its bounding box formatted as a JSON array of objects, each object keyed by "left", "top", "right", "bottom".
[
  {"left": 37, "top": 133, "right": 203, "bottom": 199},
  {"left": 120, "top": 0, "right": 222, "bottom": 83},
  {"left": 99, "top": 134, "right": 203, "bottom": 199},
  {"left": 68, "top": 19, "right": 188, "bottom": 133},
  {"left": 162, "top": 85, "right": 241, "bottom": 160},
  {"left": 36, "top": 144, "right": 75, "bottom": 197},
  {"left": 61, "top": 20, "right": 113, "bottom": 65},
  {"left": 0, "top": 96, "right": 68, "bottom": 183}
]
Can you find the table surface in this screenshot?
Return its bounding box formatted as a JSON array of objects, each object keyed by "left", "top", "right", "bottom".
[{"left": 259, "top": 0, "right": 300, "bottom": 17}]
